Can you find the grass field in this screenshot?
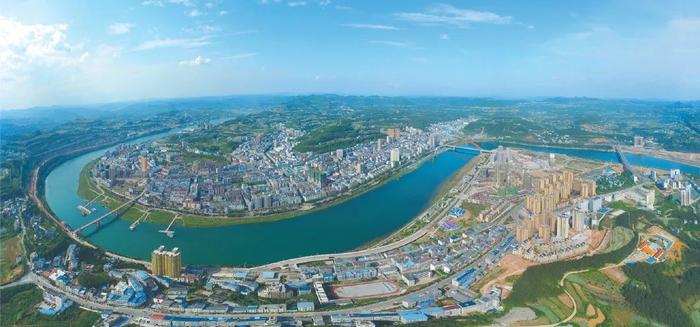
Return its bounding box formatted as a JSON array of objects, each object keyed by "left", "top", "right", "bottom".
[
  {"left": 461, "top": 201, "right": 487, "bottom": 218},
  {"left": 0, "top": 234, "right": 24, "bottom": 284},
  {"left": 692, "top": 299, "right": 700, "bottom": 326}
]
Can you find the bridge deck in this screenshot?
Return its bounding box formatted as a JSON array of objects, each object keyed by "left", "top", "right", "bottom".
[
  {"left": 75, "top": 188, "right": 146, "bottom": 233},
  {"left": 614, "top": 146, "right": 635, "bottom": 174}
]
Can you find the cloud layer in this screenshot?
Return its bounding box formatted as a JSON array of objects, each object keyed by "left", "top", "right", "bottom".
[
  {"left": 341, "top": 23, "right": 399, "bottom": 30},
  {"left": 109, "top": 22, "right": 133, "bottom": 35},
  {"left": 396, "top": 4, "right": 511, "bottom": 28},
  {"left": 179, "top": 55, "right": 211, "bottom": 65}
]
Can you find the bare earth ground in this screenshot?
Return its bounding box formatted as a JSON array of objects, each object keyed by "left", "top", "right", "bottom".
[
  {"left": 491, "top": 307, "right": 537, "bottom": 327},
  {"left": 480, "top": 254, "right": 534, "bottom": 296},
  {"left": 601, "top": 266, "right": 628, "bottom": 283},
  {"left": 587, "top": 306, "right": 606, "bottom": 327},
  {"left": 587, "top": 229, "right": 608, "bottom": 254},
  {"left": 558, "top": 293, "right": 574, "bottom": 308}
]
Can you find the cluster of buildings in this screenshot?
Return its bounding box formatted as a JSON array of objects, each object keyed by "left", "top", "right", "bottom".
[
  {"left": 515, "top": 233, "right": 590, "bottom": 263},
  {"left": 515, "top": 169, "right": 597, "bottom": 243},
  {"left": 91, "top": 120, "right": 467, "bottom": 216},
  {"left": 652, "top": 169, "right": 696, "bottom": 206},
  {"left": 30, "top": 244, "right": 167, "bottom": 312},
  {"left": 30, "top": 243, "right": 82, "bottom": 278},
  {"left": 38, "top": 289, "right": 74, "bottom": 315}
]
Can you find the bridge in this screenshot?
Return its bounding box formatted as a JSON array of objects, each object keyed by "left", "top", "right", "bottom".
[
  {"left": 73, "top": 188, "right": 147, "bottom": 234},
  {"left": 445, "top": 145, "right": 493, "bottom": 154},
  {"left": 614, "top": 145, "right": 636, "bottom": 175}
]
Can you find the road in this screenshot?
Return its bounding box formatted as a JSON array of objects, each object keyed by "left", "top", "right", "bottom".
[{"left": 0, "top": 272, "right": 36, "bottom": 290}]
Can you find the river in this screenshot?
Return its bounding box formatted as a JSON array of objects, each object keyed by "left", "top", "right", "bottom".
[
  {"left": 45, "top": 135, "right": 698, "bottom": 266},
  {"left": 479, "top": 141, "right": 700, "bottom": 175},
  {"left": 45, "top": 132, "right": 476, "bottom": 266}
]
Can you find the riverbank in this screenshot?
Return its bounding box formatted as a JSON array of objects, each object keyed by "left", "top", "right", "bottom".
[
  {"left": 620, "top": 145, "right": 700, "bottom": 167},
  {"left": 77, "top": 147, "right": 451, "bottom": 228},
  {"left": 478, "top": 139, "right": 700, "bottom": 169},
  {"left": 362, "top": 152, "right": 487, "bottom": 250}
]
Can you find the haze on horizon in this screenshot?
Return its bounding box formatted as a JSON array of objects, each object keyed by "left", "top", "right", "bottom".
[{"left": 1, "top": 0, "right": 700, "bottom": 110}]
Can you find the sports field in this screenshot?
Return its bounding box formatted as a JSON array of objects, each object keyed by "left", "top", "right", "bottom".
[{"left": 330, "top": 280, "right": 401, "bottom": 299}]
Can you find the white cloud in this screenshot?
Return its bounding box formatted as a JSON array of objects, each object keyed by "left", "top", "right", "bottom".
[
  {"left": 142, "top": 0, "right": 194, "bottom": 7},
  {"left": 288, "top": 1, "right": 307, "bottom": 7},
  {"left": 79, "top": 52, "right": 90, "bottom": 62},
  {"left": 219, "top": 10, "right": 229, "bottom": 16},
  {"left": 134, "top": 36, "right": 211, "bottom": 50},
  {"left": 440, "top": 33, "right": 449, "bottom": 40},
  {"left": 534, "top": 18, "right": 700, "bottom": 98},
  {"left": 179, "top": 55, "right": 211, "bottom": 65},
  {"left": 396, "top": 4, "right": 511, "bottom": 28},
  {"left": 186, "top": 9, "right": 204, "bottom": 17},
  {"left": 169, "top": 0, "right": 194, "bottom": 6},
  {"left": 341, "top": 23, "right": 399, "bottom": 30},
  {"left": 109, "top": 22, "right": 134, "bottom": 35},
  {"left": 142, "top": 0, "right": 164, "bottom": 6},
  {"left": 183, "top": 24, "right": 220, "bottom": 34},
  {"left": 370, "top": 40, "right": 421, "bottom": 50},
  {"left": 318, "top": 0, "right": 331, "bottom": 6},
  {"left": 0, "top": 16, "right": 83, "bottom": 80}
]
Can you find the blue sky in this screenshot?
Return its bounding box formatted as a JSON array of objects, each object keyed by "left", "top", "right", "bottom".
[{"left": 1, "top": 0, "right": 699, "bottom": 109}]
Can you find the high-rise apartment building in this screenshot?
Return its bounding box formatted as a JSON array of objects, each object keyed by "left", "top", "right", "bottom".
[
  {"left": 390, "top": 148, "right": 400, "bottom": 167},
  {"left": 151, "top": 246, "right": 182, "bottom": 278},
  {"left": 138, "top": 156, "right": 150, "bottom": 173},
  {"left": 556, "top": 216, "right": 570, "bottom": 239},
  {"left": 645, "top": 189, "right": 655, "bottom": 209},
  {"left": 386, "top": 128, "right": 401, "bottom": 138},
  {"left": 572, "top": 210, "right": 586, "bottom": 232},
  {"left": 681, "top": 187, "right": 692, "bottom": 206}
]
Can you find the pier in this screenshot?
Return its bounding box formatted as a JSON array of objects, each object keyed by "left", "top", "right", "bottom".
[
  {"left": 84, "top": 193, "right": 104, "bottom": 206},
  {"left": 159, "top": 214, "right": 181, "bottom": 238},
  {"left": 76, "top": 194, "right": 104, "bottom": 216},
  {"left": 77, "top": 205, "right": 93, "bottom": 216},
  {"left": 129, "top": 210, "right": 149, "bottom": 231}
]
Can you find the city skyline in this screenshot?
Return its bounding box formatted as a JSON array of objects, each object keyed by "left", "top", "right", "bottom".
[{"left": 2, "top": 0, "right": 700, "bottom": 109}]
